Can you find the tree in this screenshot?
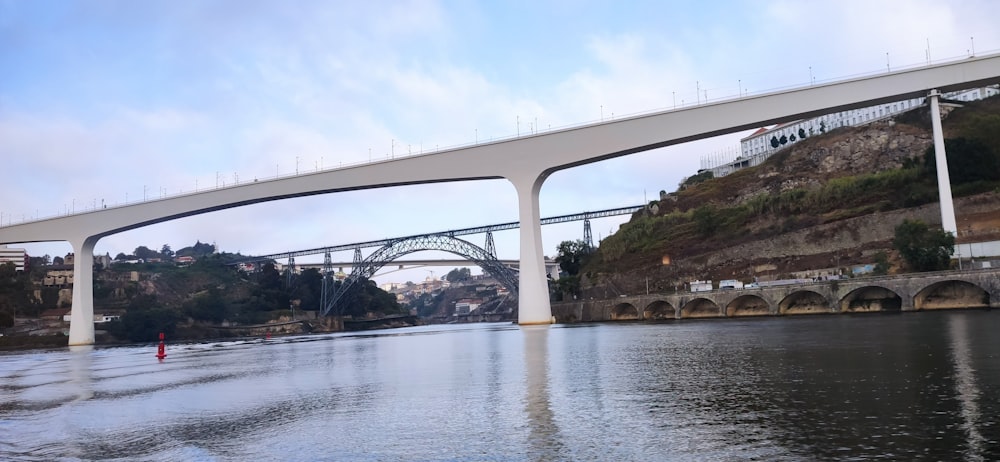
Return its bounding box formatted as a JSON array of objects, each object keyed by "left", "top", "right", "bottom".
[
  {"left": 820, "top": 121, "right": 827, "bottom": 133},
  {"left": 770, "top": 136, "right": 780, "bottom": 148},
  {"left": 114, "top": 252, "right": 128, "bottom": 261},
  {"left": 446, "top": 267, "right": 472, "bottom": 282},
  {"left": 555, "top": 240, "right": 589, "bottom": 277},
  {"left": 873, "top": 251, "right": 890, "bottom": 276},
  {"left": 779, "top": 135, "right": 788, "bottom": 145},
  {"left": 798, "top": 128, "right": 807, "bottom": 139},
  {"left": 53, "top": 256, "right": 65, "bottom": 265},
  {"left": 892, "top": 219, "right": 955, "bottom": 272},
  {"left": 160, "top": 244, "right": 174, "bottom": 259},
  {"left": 692, "top": 205, "right": 722, "bottom": 237},
  {"left": 109, "top": 295, "right": 181, "bottom": 342},
  {"left": 923, "top": 137, "right": 1000, "bottom": 184},
  {"left": 133, "top": 246, "right": 158, "bottom": 261},
  {"left": 293, "top": 268, "right": 323, "bottom": 311},
  {"left": 789, "top": 134, "right": 797, "bottom": 142}
]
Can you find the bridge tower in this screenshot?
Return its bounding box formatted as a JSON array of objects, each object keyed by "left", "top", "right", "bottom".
[
  {"left": 485, "top": 231, "right": 497, "bottom": 258},
  {"left": 285, "top": 256, "right": 296, "bottom": 287},
  {"left": 583, "top": 218, "right": 594, "bottom": 251},
  {"left": 320, "top": 250, "right": 333, "bottom": 313}
]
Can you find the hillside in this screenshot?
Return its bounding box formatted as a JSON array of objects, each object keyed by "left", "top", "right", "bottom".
[{"left": 579, "top": 94, "right": 1000, "bottom": 297}]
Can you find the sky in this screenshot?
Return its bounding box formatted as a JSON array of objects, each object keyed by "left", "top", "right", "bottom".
[{"left": 2, "top": 0, "right": 1000, "bottom": 284}]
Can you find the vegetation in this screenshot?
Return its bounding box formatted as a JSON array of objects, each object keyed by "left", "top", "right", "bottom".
[
  {"left": 892, "top": 219, "right": 955, "bottom": 272},
  {"left": 2, "top": 240, "right": 405, "bottom": 346},
  {"left": 446, "top": 267, "right": 472, "bottom": 282},
  {"left": 586, "top": 96, "right": 1000, "bottom": 282},
  {"left": 679, "top": 170, "right": 713, "bottom": 190},
  {"left": 552, "top": 240, "right": 591, "bottom": 299}
]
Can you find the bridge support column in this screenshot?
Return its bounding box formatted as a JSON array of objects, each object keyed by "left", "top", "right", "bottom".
[
  {"left": 928, "top": 89, "right": 958, "bottom": 236},
  {"left": 68, "top": 236, "right": 98, "bottom": 346},
  {"left": 510, "top": 173, "right": 553, "bottom": 325}
]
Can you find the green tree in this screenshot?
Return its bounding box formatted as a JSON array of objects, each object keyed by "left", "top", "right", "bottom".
[
  {"left": 923, "top": 137, "right": 1000, "bottom": 183},
  {"left": 446, "top": 267, "right": 472, "bottom": 282},
  {"left": 555, "top": 240, "right": 589, "bottom": 277},
  {"left": 293, "top": 268, "right": 324, "bottom": 311},
  {"left": 680, "top": 170, "right": 713, "bottom": 190},
  {"left": 820, "top": 121, "right": 827, "bottom": 133},
  {"left": 184, "top": 287, "right": 229, "bottom": 323},
  {"left": 779, "top": 135, "right": 788, "bottom": 145},
  {"left": 798, "top": 128, "right": 807, "bottom": 139},
  {"left": 110, "top": 295, "right": 181, "bottom": 342},
  {"left": 873, "top": 251, "right": 890, "bottom": 276},
  {"left": 789, "top": 134, "right": 796, "bottom": 142},
  {"left": 160, "top": 244, "right": 174, "bottom": 259},
  {"left": 692, "top": 205, "right": 722, "bottom": 237},
  {"left": 892, "top": 219, "right": 955, "bottom": 272},
  {"left": 133, "top": 246, "right": 158, "bottom": 261},
  {"left": 770, "top": 136, "right": 780, "bottom": 148}
]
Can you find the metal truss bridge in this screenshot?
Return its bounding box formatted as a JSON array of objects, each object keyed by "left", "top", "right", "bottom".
[
  {"left": 236, "top": 204, "right": 644, "bottom": 316},
  {"left": 241, "top": 204, "right": 643, "bottom": 263}
]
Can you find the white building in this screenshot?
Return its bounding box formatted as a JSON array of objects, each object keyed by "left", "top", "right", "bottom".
[
  {"left": 704, "top": 85, "right": 999, "bottom": 179},
  {"left": 0, "top": 245, "right": 27, "bottom": 272}
]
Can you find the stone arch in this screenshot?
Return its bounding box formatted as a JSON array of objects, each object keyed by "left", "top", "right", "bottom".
[
  {"left": 913, "top": 280, "right": 989, "bottom": 310},
  {"left": 611, "top": 303, "right": 639, "bottom": 320},
  {"left": 680, "top": 298, "right": 722, "bottom": 318},
  {"left": 725, "top": 295, "right": 771, "bottom": 317},
  {"left": 779, "top": 290, "right": 831, "bottom": 315},
  {"left": 643, "top": 300, "right": 675, "bottom": 320},
  {"left": 839, "top": 286, "right": 902, "bottom": 313}
]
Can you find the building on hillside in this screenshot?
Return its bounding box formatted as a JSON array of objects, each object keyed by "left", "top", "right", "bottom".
[
  {"left": 43, "top": 269, "right": 74, "bottom": 286},
  {"left": 703, "top": 85, "right": 1000, "bottom": 179},
  {"left": 0, "top": 245, "right": 27, "bottom": 272},
  {"left": 174, "top": 255, "right": 195, "bottom": 265},
  {"left": 454, "top": 298, "right": 483, "bottom": 315}
]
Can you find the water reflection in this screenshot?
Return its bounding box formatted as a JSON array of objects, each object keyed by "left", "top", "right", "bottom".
[
  {"left": 3, "top": 314, "right": 999, "bottom": 460},
  {"left": 522, "top": 325, "right": 563, "bottom": 460},
  {"left": 948, "top": 315, "right": 985, "bottom": 461},
  {"left": 67, "top": 345, "right": 94, "bottom": 402}
]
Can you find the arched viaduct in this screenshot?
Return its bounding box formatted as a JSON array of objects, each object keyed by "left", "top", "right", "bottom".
[{"left": 552, "top": 269, "right": 1000, "bottom": 322}]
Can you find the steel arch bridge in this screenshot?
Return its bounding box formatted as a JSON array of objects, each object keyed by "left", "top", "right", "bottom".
[{"left": 320, "top": 234, "right": 519, "bottom": 316}]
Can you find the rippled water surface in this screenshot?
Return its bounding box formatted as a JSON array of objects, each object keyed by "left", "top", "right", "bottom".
[{"left": 2, "top": 311, "right": 999, "bottom": 461}]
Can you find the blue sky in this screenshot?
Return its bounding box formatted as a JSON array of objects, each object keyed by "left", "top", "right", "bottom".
[{"left": 3, "top": 0, "right": 999, "bottom": 284}]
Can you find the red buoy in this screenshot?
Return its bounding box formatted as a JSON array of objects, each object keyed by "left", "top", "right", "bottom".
[{"left": 155, "top": 332, "right": 167, "bottom": 360}]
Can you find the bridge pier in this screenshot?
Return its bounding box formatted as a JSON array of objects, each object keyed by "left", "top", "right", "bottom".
[
  {"left": 68, "top": 235, "right": 98, "bottom": 346},
  {"left": 928, "top": 89, "right": 957, "bottom": 236},
  {"left": 511, "top": 173, "right": 553, "bottom": 325}
]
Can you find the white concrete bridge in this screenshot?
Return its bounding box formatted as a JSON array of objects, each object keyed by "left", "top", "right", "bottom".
[{"left": 2, "top": 52, "right": 1000, "bottom": 345}]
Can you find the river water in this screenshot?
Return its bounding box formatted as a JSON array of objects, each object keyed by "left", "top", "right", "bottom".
[{"left": 2, "top": 310, "right": 999, "bottom": 461}]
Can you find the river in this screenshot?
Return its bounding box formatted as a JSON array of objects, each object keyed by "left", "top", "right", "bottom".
[{"left": 2, "top": 310, "right": 999, "bottom": 461}]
